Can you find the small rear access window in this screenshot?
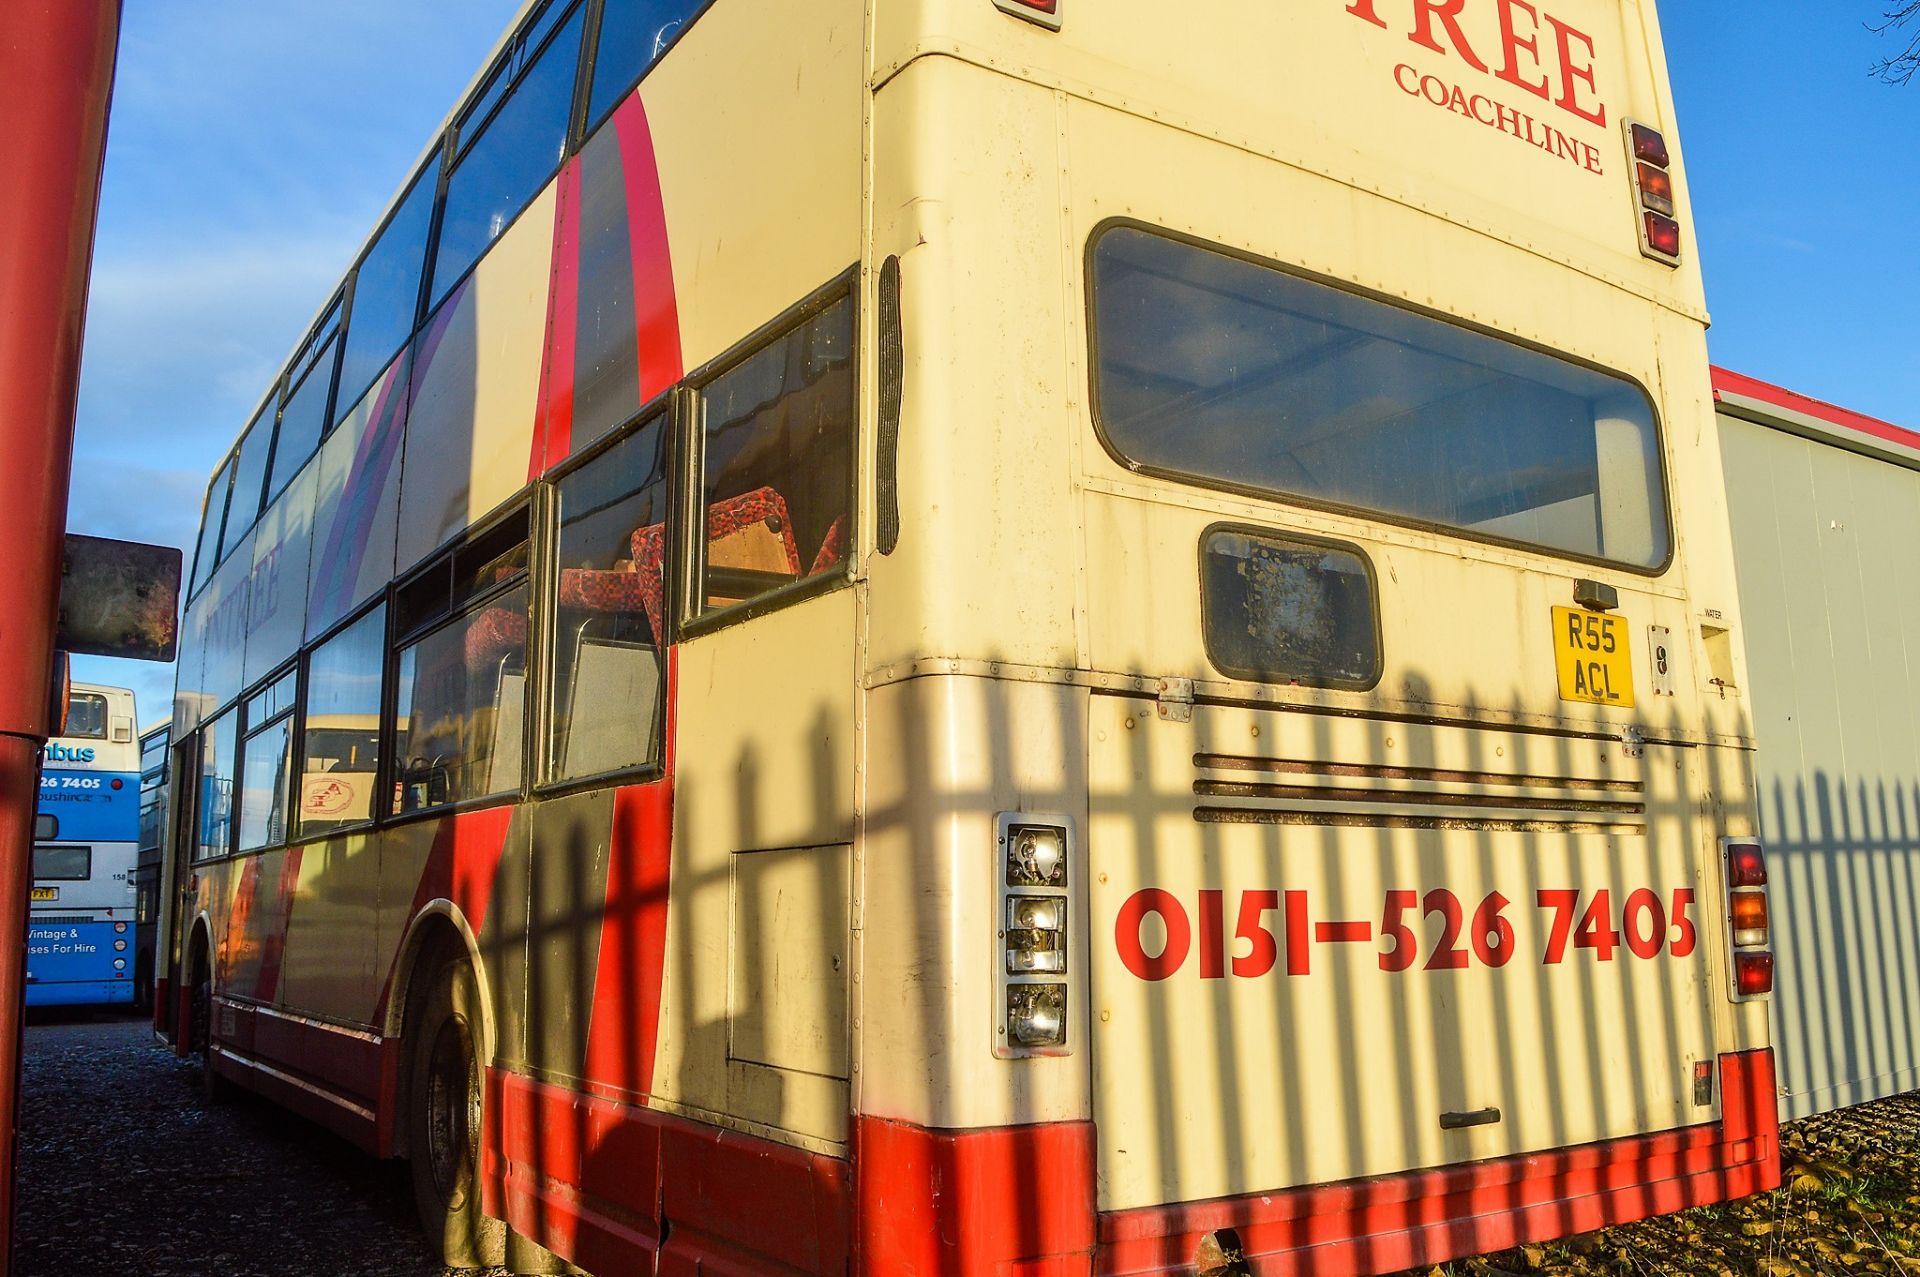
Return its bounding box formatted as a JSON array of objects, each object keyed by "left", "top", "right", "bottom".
[
  {"left": 1201, "top": 528, "right": 1380, "bottom": 690},
  {"left": 1090, "top": 226, "right": 1671, "bottom": 571}
]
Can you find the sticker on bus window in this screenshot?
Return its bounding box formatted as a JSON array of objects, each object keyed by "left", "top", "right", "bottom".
[
  {"left": 29, "top": 887, "right": 57, "bottom": 902},
  {"left": 1551, "top": 606, "right": 1635, "bottom": 708}
]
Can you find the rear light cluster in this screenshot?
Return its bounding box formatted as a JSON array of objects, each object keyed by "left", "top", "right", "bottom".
[
  {"left": 1625, "top": 120, "right": 1681, "bottom": 265},
  {"left": 1724, "top": 839, "right": 1773, "bottom": 998},
  {"left": 991, "top": 0, "right": 1062, "bottom": 30},
  {"left": 996, "top": 816, "right": 1073, "bottom": 1057}
]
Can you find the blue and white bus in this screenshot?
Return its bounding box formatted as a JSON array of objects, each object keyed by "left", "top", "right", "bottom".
[{"left": 28, "top": 682, "right": 140, "bottom": 1007}]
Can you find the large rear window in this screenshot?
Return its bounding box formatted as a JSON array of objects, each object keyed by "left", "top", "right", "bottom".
[{"left": 1088, "top": 226, "right": 1670, "bottom": 570}]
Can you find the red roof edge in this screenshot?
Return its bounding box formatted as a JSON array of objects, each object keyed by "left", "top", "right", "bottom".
[{"left": 1710, "top": 366, "right": 1920, "bottom": 454}]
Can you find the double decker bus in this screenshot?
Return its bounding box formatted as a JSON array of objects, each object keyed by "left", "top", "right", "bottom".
[
  {"left": 30, "top": 683, "right": 140, "bottom": 1008},
  {"left": 159, "top": 1, "right": 1779, "bottom": 1273},
  {"left": 136, "top": 722, "right": 171, "bottom": 1014}
]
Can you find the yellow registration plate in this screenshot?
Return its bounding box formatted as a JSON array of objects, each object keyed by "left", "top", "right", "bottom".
[
  {"left": 29, "top": 886, "right": 57, "bottom": 902},
  {"left": 1551, "top": 606, "right": 1635, "bottom": 708}
]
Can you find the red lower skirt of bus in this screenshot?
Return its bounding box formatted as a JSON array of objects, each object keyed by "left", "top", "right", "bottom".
[{"left": 858, "top": 1049, "right": 1779, "bottom": 1277}]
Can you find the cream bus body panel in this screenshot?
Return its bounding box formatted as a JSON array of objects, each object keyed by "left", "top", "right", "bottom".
[
  {"left": 874, "top": 0, "right": 1702, "bottom": 318},
  {"left": 396, "top": 183, "right": 555, "bottom": 575},
  {"left": 860, "top": 0, "right": 1766, "bottom": 1219},
  {"left": 1719, "top": 399, "right": 1920, "bottom": 1120}
]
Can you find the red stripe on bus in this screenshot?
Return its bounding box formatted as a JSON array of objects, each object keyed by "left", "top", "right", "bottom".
[
  {"left": 373, "top": 805, "right": 516, "bottom": 1026},
  {"left": 580, "top": 780, "right": 673, "bottom": 1101},
  {"left": 612, "top": 96, "right": 683, "bottom": 404},
  {"left": 1095, "top": 1049, "right": 1780, "bottom": 1277},
  {"left": 853, "top": 1115, "right": 1098, "bottom": 1276},
  {"left": 582, "top": 649, "right": 678, "bottom": 1101},
  {"left": 221, "top": 855, "right": 264, "bottom": 987},
  {"left": 253, "top": 845, "right": 305, "bottom": 1001},
  {"left": 487, "top": 1067, "right": 849, "bottom": 1276},
  {"left": 1711, "top": 366, "right": 1920, "bottom": 453},
  {"left": 530, "top": 157, "right": 584, "bottom": 480}
]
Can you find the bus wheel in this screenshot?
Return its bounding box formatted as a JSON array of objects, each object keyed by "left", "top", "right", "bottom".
[
  {"left": 406, "top": 955, "right": 504, "bottom": 1270},
  {"left": 190, "top": 947, "right": 225, "bottom": 1103}
]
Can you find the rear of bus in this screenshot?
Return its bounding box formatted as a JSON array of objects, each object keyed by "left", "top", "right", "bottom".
[
  {"left": 856, "top": 1, "right": 1777, "bottom": 1272},
  {"left": 27, "top": 686, "right": 140, "bottom": 1009}
]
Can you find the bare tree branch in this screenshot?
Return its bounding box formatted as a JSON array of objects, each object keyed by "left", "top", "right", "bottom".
[{"left": 1870, "top": 1, "right": 1920, "bottom": 85}]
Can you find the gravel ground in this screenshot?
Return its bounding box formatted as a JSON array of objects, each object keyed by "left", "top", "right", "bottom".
[{"left": 13, "top": 1013, "right": 479, "bottom": 1277}]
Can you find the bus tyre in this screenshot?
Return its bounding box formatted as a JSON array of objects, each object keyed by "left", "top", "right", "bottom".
[
  {"left": 190, "top": 950, "right": 226, "bottom": 1104},
  {"left": 406, "top": 956, "right": 504, "bottom": 1270}
]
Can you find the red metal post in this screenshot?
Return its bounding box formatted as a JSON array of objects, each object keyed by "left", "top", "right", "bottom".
[{"left": 0, "top": 1, "right": 123, "bottom": 1267}]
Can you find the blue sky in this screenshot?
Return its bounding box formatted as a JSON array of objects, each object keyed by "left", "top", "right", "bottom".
[{"left": 67, "top": 1, "right": 1920, "bottom": 727}]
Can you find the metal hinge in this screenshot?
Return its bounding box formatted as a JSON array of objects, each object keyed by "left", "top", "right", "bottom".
[
  {"left": 1621, "top": 725, "right": 1646, "bottom": 759},
  {"left": 1156, "top": 677, "right": 1194, "bottom": 723}
]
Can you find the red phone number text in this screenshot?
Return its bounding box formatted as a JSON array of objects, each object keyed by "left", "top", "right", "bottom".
[{"left": 1114, "top": 886, "right": 1698, "bottom": 980}]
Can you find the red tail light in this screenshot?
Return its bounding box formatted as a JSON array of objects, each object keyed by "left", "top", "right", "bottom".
[
  {"left": 1735, "top": 952, "right": 1775, "bottom": 997},
  {"left": 1625, "top": 120, "right": 1682, "bottom": 265},
  {"left": 1629, "top": 122, "right": 1670, "bottom": 167},
  {"left": 1726, "top": 841, "right": 1767, "bottom": 889},
  {"left": 1643, "top": 212, "right": 1681, "bottom": 260}
]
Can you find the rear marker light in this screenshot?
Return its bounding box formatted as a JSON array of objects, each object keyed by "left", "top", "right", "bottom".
[
  {"left": 991, "top": 0, "right": 1062, "bottom": 29},
  {"left": 997, "top": 815, "right": 1073, "bottom": 1057},
  {"left": 1735, "top": 952, "right": 1775, "bottom": 997}
]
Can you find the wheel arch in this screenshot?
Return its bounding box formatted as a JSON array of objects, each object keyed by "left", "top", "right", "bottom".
[{"left": 385, "top": 900, "right": 497, "bottom": 1065}]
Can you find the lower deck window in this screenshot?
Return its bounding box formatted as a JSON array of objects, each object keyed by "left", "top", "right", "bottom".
[
  {"left": 31, "top": 845, "right": 90, "bottom": 881},
  {"left": 548, "top": 418, "right": 669, "bottom": 783},
  {"left": 695, "top": 293, "right": 855, "bottom": 618},
  {"left": 1090, "top": 226, "right": 1671, "bottom": 570},
  {"left": 394, "top": 584, "right": 529, "bottom": 812}
]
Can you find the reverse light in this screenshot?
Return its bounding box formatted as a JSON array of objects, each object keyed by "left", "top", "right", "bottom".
[
  {"left": 1006, "top": 824, "right": 1067, "bottom": 888},
  {"left": 1008, "top": 984, "right": 1067, "bottom": 1048},
  {"left": 1635, "top": 163, "right": 1674, "bottom": 217},
  {"left": 991, "top": 0, "right": 1062, "bottom": 30},
  {"left": 113, "top": 958, "right": 126, "bottom": 971},
  {"left": 1729, "top": 891, "right": 1770, "bottom": 948},
  {"left": 1625, "top": 119, "right": 1682, "bottom": 265},
  {"left": 996, "top": 814, "right": 1074, "bottom": 1057},
  {"left": 1735, "top": 952, "right": 1775, "bottom": 997}
]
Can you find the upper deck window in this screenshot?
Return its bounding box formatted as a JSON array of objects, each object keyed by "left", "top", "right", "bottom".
[
  {"left": 335, "top": 166, "right": 438, "bottom": 429},
  {"left": 63, "top": 693, "right": 108, "bottom": 740},
  {"left": 220, "top": 401, "right": 279, "bottom": 563},
  {"left": 1089, "top": 227, "right": 1671, "bottom": 571},
  {"left": 430, "top": 1, "right": 586, "bottom": 308},
  {"left": 585, "top": 0, "right": 697, "bottom": 131}
]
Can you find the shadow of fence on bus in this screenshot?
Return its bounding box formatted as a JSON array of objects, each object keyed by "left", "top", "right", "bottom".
[{"left": 476, "top": 643, "right": 1873, "bottom": 1276}]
